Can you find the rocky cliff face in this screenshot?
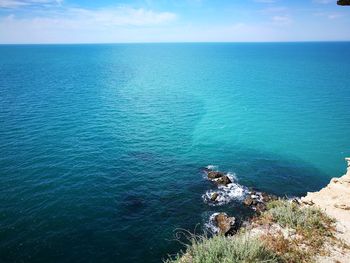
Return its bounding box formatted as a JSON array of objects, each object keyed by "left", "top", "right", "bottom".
[{"left": 301, "top": 158, "right": 350, "bottom": 262}]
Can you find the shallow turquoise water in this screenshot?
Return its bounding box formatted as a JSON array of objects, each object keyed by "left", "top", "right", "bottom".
[{"left": 0, "top": 43, "right": 350, "bottom": 263}]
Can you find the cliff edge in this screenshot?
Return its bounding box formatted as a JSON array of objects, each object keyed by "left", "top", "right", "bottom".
[
  {"left": 302, "top": 158, "right": 350, "bottom": 262},
  {"left": 167, "top": 159, "right": 350, "bottom": 263}
]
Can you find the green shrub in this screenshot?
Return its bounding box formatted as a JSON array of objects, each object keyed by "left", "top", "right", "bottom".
[
  {"left": 264, "top": 199, "right": 335, "bottom": 251},
  {"left": 265, "top": 199, "right": 334, "bottom": 234},
  {"left": 167, "top": 199, "right": 336, "bottom": 263},
  {"left": 166, "top": 233, "right": 280, "bottom": 263}
]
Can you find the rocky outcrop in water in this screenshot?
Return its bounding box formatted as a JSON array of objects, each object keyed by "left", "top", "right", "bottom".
[
  {"left": 210, "top": 192, "right": 219, "bottom": 201},
  {"left": 204, "top": 168, "right": 232, "bottom": 186},
  {"left": 215, "top": 213, "right": 236, "bottom": 235},
  {"left": 207, "top": 171, "right": 225, "bottom": 179},
  {"left": 209, "top": 212, "right": 239, "bottom": 236},
  {"left": 243, "top": 190, "right": 277, "bottom": 214},
  {"left": 202, "top": 166, "right": 280, "bottom": 237},
  {"left": 214, "top": 175, "right": 232, "bottom": 186},
  {"left": 202, "top": 166, "right": 247, "bottom": 206},
  {"left": 177, "top": 160, "right": 350, "bottom": 262}
]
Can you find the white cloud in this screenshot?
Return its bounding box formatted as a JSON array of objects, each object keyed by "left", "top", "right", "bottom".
[
  {"left": 66, "top": 7, "right": 176, "bottom": 27},
  {"left": 260, "top": 6, "right": 287, "bottom": 13},
  {"left": 314, "top": 12, "right": 344, "bottom": 19},
  {"left": 258, "top": 5, "right": 291, "bottom": 25},
  {"left": 0, "top": 1, "right": 349, "bottom": 43},
  {"left": 0, "top": 6, "right": 177, "bottom": 43},
  {"left": 0, "top": 0, "right": 62, "bottom": 8},
  {"left": 271, "top": 15, "right": 292, "bottom": 25},
  {"left": 0, "top": 6, "right": 176, "bottom": 28},
  {"left": 312, "top": 0, "right": 333, "bottom": 4},
  {"left": 328, "top": 13, "right": 342, "bottom": 19},
  {"left": 1, "top": 16, "right": 349, "bottom": 44},
  {"left": 254, "top": 0, "right": 277, "bottom": 3}
]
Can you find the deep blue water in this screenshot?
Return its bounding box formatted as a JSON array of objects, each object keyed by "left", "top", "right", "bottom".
[{"left": 0, "top": 43, "right": 350, "bottom": 263}]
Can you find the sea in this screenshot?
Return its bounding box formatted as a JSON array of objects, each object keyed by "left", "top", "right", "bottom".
[{"left": 1, "top": 42, "right": 350, "bottom": 263}]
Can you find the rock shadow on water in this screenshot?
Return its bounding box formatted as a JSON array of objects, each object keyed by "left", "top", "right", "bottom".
[{"left": 119, "top": 192, "right": 148, "bottom": 219}]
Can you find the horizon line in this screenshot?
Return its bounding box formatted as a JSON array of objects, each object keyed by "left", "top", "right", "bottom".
[{"left": 1, "top": 40, "right": 350, "bottom": 45}]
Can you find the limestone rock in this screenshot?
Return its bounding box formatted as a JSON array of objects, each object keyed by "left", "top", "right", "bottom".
[
  {"left": 215, "top": 213, "right": 236, "bottom": 235},
  {"left": 302, "top": 158, "right": 350, "bottom": 246}
]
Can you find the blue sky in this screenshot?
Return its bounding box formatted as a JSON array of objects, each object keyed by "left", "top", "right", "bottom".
[{"left": 0, "top": 0, "right": 349, "bottom": 43}]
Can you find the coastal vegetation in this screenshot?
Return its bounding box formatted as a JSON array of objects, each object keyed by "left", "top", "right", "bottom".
[
  {"left": 257, "top": 199, "right": 336, "bottom": 262},
  {"left": 166, "top": 199, "right": 337, "bottom": 263},
  {"left": 166, "top": 232, "right": 279, "bottom": 263}
]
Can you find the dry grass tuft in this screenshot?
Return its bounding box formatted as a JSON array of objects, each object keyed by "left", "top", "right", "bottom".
[{"left": 261, "top": 231, "right": 313, "bottom": 263}]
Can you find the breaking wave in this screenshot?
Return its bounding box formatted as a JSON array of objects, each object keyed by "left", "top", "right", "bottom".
[
  {"left": 204, "top": 212, "right": 220, "bottom": 234},
  {"left": 202, "top": 170, "right": 248, "bottom": 206}
]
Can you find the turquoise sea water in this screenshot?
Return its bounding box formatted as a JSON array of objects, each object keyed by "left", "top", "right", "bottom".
[{"left": 1, "top": 43, "right": 350, "bottom": 263}]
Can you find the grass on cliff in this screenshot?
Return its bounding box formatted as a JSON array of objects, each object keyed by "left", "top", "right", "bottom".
[
  {"left": 260, "top": 199, "right": 335, "bottom": 246},
  {"left": 165, "top": 233, "right": 280, "bottom": 263},
  {"left": 257, "top": 199, "right": 336, "bottom": 262},
  {"left": 166, "top": 199, "right": 336, "bottom": 263},
  {"left": 264, "top": 199, "right": 334, "bottom": 230}
]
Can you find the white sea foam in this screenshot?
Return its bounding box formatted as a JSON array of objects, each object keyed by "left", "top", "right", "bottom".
[
  {"left": 202, "top": 172, "right": 247, "bottom": 206},
  {"left": 226, "top": 172, "right": 237, "bottom": 182},
  {"left": 206, "top": 165, "right": 217, "bottom": 170},
  {"left": 204, "top": 213, "right": 220, "bottom": 234}
]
